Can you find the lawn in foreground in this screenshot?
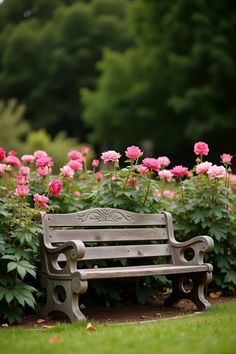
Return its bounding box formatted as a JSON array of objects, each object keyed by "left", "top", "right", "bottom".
[{"left": 0, "top": 301, "right": 235, "bottom": 354}]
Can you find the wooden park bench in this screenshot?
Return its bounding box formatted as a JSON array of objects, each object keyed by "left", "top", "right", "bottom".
[{"left": 40, "top": 208, "right": 214, "bottom": 322}]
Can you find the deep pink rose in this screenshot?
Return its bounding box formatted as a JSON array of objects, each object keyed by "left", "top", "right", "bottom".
[
  {"left": 125, "top": 146, "right": 143, "bottom": 160},
  {"left": 171, "top": 165, "right": 189, "bottom": 177},
  {"left": 92, "top": 159, "right": 100, "bottom": 167},
  {"left": 34, "top": 150, "right": 48, "bottom": 159},
  {"left": 5, "top": 155, "right": 21, "bottom": 167},
  {"left": 158, "top": 169, "right": 173, "bottom": 182},
  {"left": 21, "top": 154, "right": 35, "bottom": 164},
  {"left": 60, "top": 165, "right": 75, "bottom": 180},
  {"left": 68, "top": 150, "right": 83, "bottom": 161},
  {"left": 67, "top": 160, "right": 83, "bottom": 171},
  {"left": 196, "top": 161, "right": 212, "bottom": 175},
  {"left": 0, "top": 148, "right": 6, "bottom": 161},
  {"left": 142, "top": 158, "right": 160, "bottom": 172},
  {"left": 157, "top": 156, "right": 171, "bottom": 168},
  {"left": 207, "top": 165, "right": 226, "bottom": 180},
  {"left": 49, "top": 179, "right": 62, "bottom": 197},
  {"left": 36, "top": 156, "right": 53, "bottom": 167},
  {"left": 16, "top": 184, "right": 29, "bottom": 197},
  {"left": 33, "top": 193, "right": 49, "bottom": 208},
  {"left": 194, "top": 141, "right": 209, "bottom": 156},
  {"left": 220, "top": 153, "right": 233, "bottom": 164},
  {"left": 101, "top": 150, "right": 121, "bottom": 164}
]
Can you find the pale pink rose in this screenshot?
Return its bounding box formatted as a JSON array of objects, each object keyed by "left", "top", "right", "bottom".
[
  {"left": 125, "top": 146, "right": 143, "bottom": 160},
  {"left": 37, "top": 166, "right": 50, "bottom": 177},
  {"left": 194, "top": 141, "right": 209, "bottom": 156},
  {"left": 34, "top": 150, "right": 48, "bottom": 159},
  {"left": 101, "top": 150, "right": 121, "bottom": 164},
  {"left": 33, "top": 193, "right": 49, "bottom": 208},
  {"left": 16, "top": 175, "right": 28, "bottom": 185},
  {"left": 95, "top": 172, "right": 103, "bottom": 180},
  {"left": 158, "top": 169, "right": 173, "bottom": 182},
  {"left": 36, "top": 156, "right": 53, "bottom": 167},
  {"left": 0, "top": 163, "right": 7, "bottom": 175},
  {"left": 162, "top": 190, "right": 175, "bottom": 198},
  {"left": 157, "top": 156, "right": 171, "bottom": 168},
  {"left": 220, "top": 153, "right": 233, "bottom": 164},
  {"left": 142, "top": 158, "right": 160, "bottom": 172},
  {"left": 196, "top": 161, "right": 212, "bottom": 175},
  {"left": 171, "top": 165, "right": 189, "bottom": 177},
  {"left": 230, "top": 174, "right": 236, "bottom": 186},
  {"left": 60, "top": 165, "right": 75, "bottom": 180},
  {"left": 92, "top": 159, "right": 100, "bottom": 167},
  {"left": 49, "top": 179, "right": 62, "bottom": 197},
  {"left": 67, "top": 160, "right": 83, "bottom": 171},
  {"left": 21, "top": 154, "right": 35, "bottom": 164},
  {"left": 81, "top": 146, "right": 90, "bottom": 155},
  {"left": 0, "top": 148, "right": 6, "bottom": 161},
  {"left": 15, "top": 184, "right": 29, "bottom": 197},
  {"left": 5, "top": 155, "right": 21, "bottom": 167},
  {"left": 68, "top": 150, "right": 83, "bottom": 161},
  {"left": 154, "top": 189, "right": 161, "bottom": 197},
  {"left": 74, "top": 191, "right": 81, "bottom": 198},
  {"left": 19, "top": 166, "right": 30, "bottom": 176},
  {"left": 138, "top": 166, "right": 149, "bottom": 175},
  {"left": 207, "top": 165, "right": 226, "bottom": 180}
]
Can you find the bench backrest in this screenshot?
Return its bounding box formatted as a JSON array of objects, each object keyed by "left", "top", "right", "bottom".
[{"left": 42, "top": 208, "right": 175, "bottom": 263}]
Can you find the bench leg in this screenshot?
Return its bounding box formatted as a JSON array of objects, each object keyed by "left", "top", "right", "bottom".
[
  {"left": 42, "top": 278, "right": 88, "bottom": 322},
  {"left": 164, "top": 272, "right": 212, "bottom": 311}
]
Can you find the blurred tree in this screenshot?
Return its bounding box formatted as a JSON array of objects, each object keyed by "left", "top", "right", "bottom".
[
  {"left": 0, "top": 99, "right": 29, "bottom": 151},
  {"left": 82, "top": 0, "right": 236, "bottom": 163},
  {"left": 0, "top": 0, "right": 134, "bottom": 141}
]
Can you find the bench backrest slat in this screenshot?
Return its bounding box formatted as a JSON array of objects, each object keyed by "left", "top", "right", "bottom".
[{"left": 50, "top": 227, "right": 168, "bottom": 243}]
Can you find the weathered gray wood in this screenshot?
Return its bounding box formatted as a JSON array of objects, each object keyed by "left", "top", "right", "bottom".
[
  {"left": 40, "top": 208, "right": 214, "bottom": 322},
  {"left": 50, "top": 227, "right": 168, "bottom": 243}
]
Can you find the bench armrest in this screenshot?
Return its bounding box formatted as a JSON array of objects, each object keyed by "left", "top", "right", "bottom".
[
  {"left": 43, "top": 240, "right": 85, "bottom": 260},
  {"left": 170, "top": 235, "right": 214, "bottom": 265}
]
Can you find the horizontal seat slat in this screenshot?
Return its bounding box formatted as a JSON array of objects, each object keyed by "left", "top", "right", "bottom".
[
  {"left": 78, "top": 264, "right": 211, "bottom": 280},
  {"left": 45, "top": 208, "right": 166, "bottom": 227},
  {"left": 50, "top": 228, "right": 168, "bottom": 242}
]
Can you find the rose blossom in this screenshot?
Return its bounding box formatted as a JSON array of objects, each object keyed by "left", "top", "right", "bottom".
[
  {"left": 81, "top": 146, "right": 90, "bottom": 155},
  {"left": 15, "top": 184, "right": 29, "bottom": 197},
  {"left": 0, "top": 163, "right": 8, "bottom": 175},
  {"left": 194, "top": 141, "right": 209, "bottom": 156},
  {"left": 0, "top": 148, "right": 6, "bottom": 161},
  {"left": 33, "top": 193, "right": 49, "bottom": 208},
  {"left": 37, "top": 166, "right": 51, "bottom": 177},
  {"left": 49, "top": 179, "right": 62, "bottom": 197},
  {"left": 67, "top": 160, "right": 83, "bottom": 171},
  {"left": 74, "top": 191, "right": 81, "bottom": 198},
  {"left": 220, "top": 153, "right": 233, "bottom": 164},
  {"left": 95, "top": 172, "right": 103, "bottom": 180},
  {"left": 19, "top": 166, "right": 30, "bottom": 176},
  {"left": 92, "top": 159, "right": 100, "bottom": 167},
  {"left": 142, "top": 158, "right": 160, "bottom": 172},
  {"left": 101, "top": 150, "right": 121, "bottom": 164},
  {"left": 34, "top": 150, "right": 48, "bottom": 159},
  {"left": 158, "top": 169, "right": 173, "bottom": 182},
  {"left": 162, "top": 190, "right": 175, "bottom": 198},
  {"left": 230, "top": 174, "right": 236, "bottom": 186},
  {"left": 171, "top": 165, "right": 189, "bottom": 177},
  {"left": 16, "top": 175, "right": 28, "bottom": 185},
  {"left": 21, "top": 154, "right": 35, "bottom": 164},
  {"left": 196, "top": 161, "right": 212, "bottom": 175},
  {"left": 5, "top": 155, "right": 21, "bottom": 167},
  {"left": 125, "top": 146, "right": 143, "bottom": 160},
  {"left": 138, "top": 166, "right": 149, "bottom": 174},
  {"left": 207, "top": 165, "right": 226, "bottom": 180},
  {"left": 68, "top": 150, "right": 83, "bottom": 161},
  {"left": 60, "top": 165, "right": 75, "bottom": 180},
  {"left": 157, "top": 156, "right": 171, "bottom": 168},
  {"left": 36, "top": 156, "right": 53, "bottom": 167}
]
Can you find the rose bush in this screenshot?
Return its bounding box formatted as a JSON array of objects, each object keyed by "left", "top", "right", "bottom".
[{"left": 0, "top": 142, "right": 236, "bottom": 323}]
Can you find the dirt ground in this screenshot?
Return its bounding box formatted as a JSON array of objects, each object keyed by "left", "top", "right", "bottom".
[{"left": 3, "top": 294, "right": 235, "bottom": 328}]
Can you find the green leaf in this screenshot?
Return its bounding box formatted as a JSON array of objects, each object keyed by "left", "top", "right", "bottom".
[{"left": 7, "top": 261, "right": 17, "bottom": 273}]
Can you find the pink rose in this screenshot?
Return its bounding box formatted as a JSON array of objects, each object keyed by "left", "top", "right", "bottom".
[
  {"left": 230, "top": 174, "right": 236, "bottom": 186},
  {"left": 49, "top": 179, "right": 62, "bottom": 197},
  {"left": 171, "top": 165, "right": 189, "bottom": 177},
  {"left": 220, "top": 153, "right": 233, "bottom": 164},
  {"left": 95, "top": 171, "right": 103, "bottom": 180},
  {"left": 196, "top": 161, "right": 212, "bottom": 175},
  {"left": 36, "top": 156, "right": 53, "bottom": 167},
  {"left": 138, "top": 166, "right": 149, "bottom": 175},
  {"left": 37, "top": 166, "right": 51, "bottom": 177},
  {"left": 92, "top": 159, "right": 100, "bottom": 167},
  {"left": 194, "top": 141, "right": 209, "bottom": 156},
  {"left": 101, "top": 150, "right": 121, "bottom": 164},
  {"left": 5, "top": 155, "right": 21, "bottom": 167},
  {"left": 158, "top": 169, "right": 173, "bottom": 182},
  {"left": 16, "top": 175, "right": 28, "bottom": 185},
  {"left": 19, "top": 166, "right": 30, "bottom": 176},
  {"left": 60, "top": 165, "right": 75, "bottom": 180},
  {"left": 207, "top": 165, "right": 226, "bottom": 180},
  {"left": 157, "top": 156, "right": 171, "bottom": 168},
  {"left": 67, "top": 160, "right": 83, "bottom": 171},
  {"left": 125, "top": 146, "right": 143, "bottom": 160},
  {"left": 74, "top": 191, "right": 81, "bottom": 198},
  {"left": 0, "top": 148, "right": 6, "bottom": 161},
  {"left": 0, "top": 163, "right": 7, "bottom": 175},
  {"left": 16, "top": 184, "right": 29, "bottom": 197},
  {"left": 142, "top": 158, "right": 160, "bottom": 172},
  {"left": 81, "top": 146, "right": 90, "bottom": 155},
  {"left": 9, "top": 150, "right": 16, "bottom": 156},
  {"left": 34, "top": 150, "right": 48, "bottom": 159},
  {"left": 162, "top": 190, "right": 175, "bottom": 198},
  {"left": 33, "top": 193, "right": 49, "bottom": 208},
  {"left": 68, "top": 150, "right": 83, "bottom": 161},
  {"left": 21, "top": 154, "right": 35, "bottom": 164}
]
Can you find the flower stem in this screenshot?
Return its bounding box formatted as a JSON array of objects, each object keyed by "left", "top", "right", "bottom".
[
  {"left": 123, "top": 161, "right": 134, "bottom": 191},
  {"left": 142, "top": 172, "right": 151, "bottom": 206}
]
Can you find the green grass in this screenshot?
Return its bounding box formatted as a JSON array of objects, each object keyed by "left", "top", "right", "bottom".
[{"left": 1, "top": 301, "right": 236, "bottom": 354}]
